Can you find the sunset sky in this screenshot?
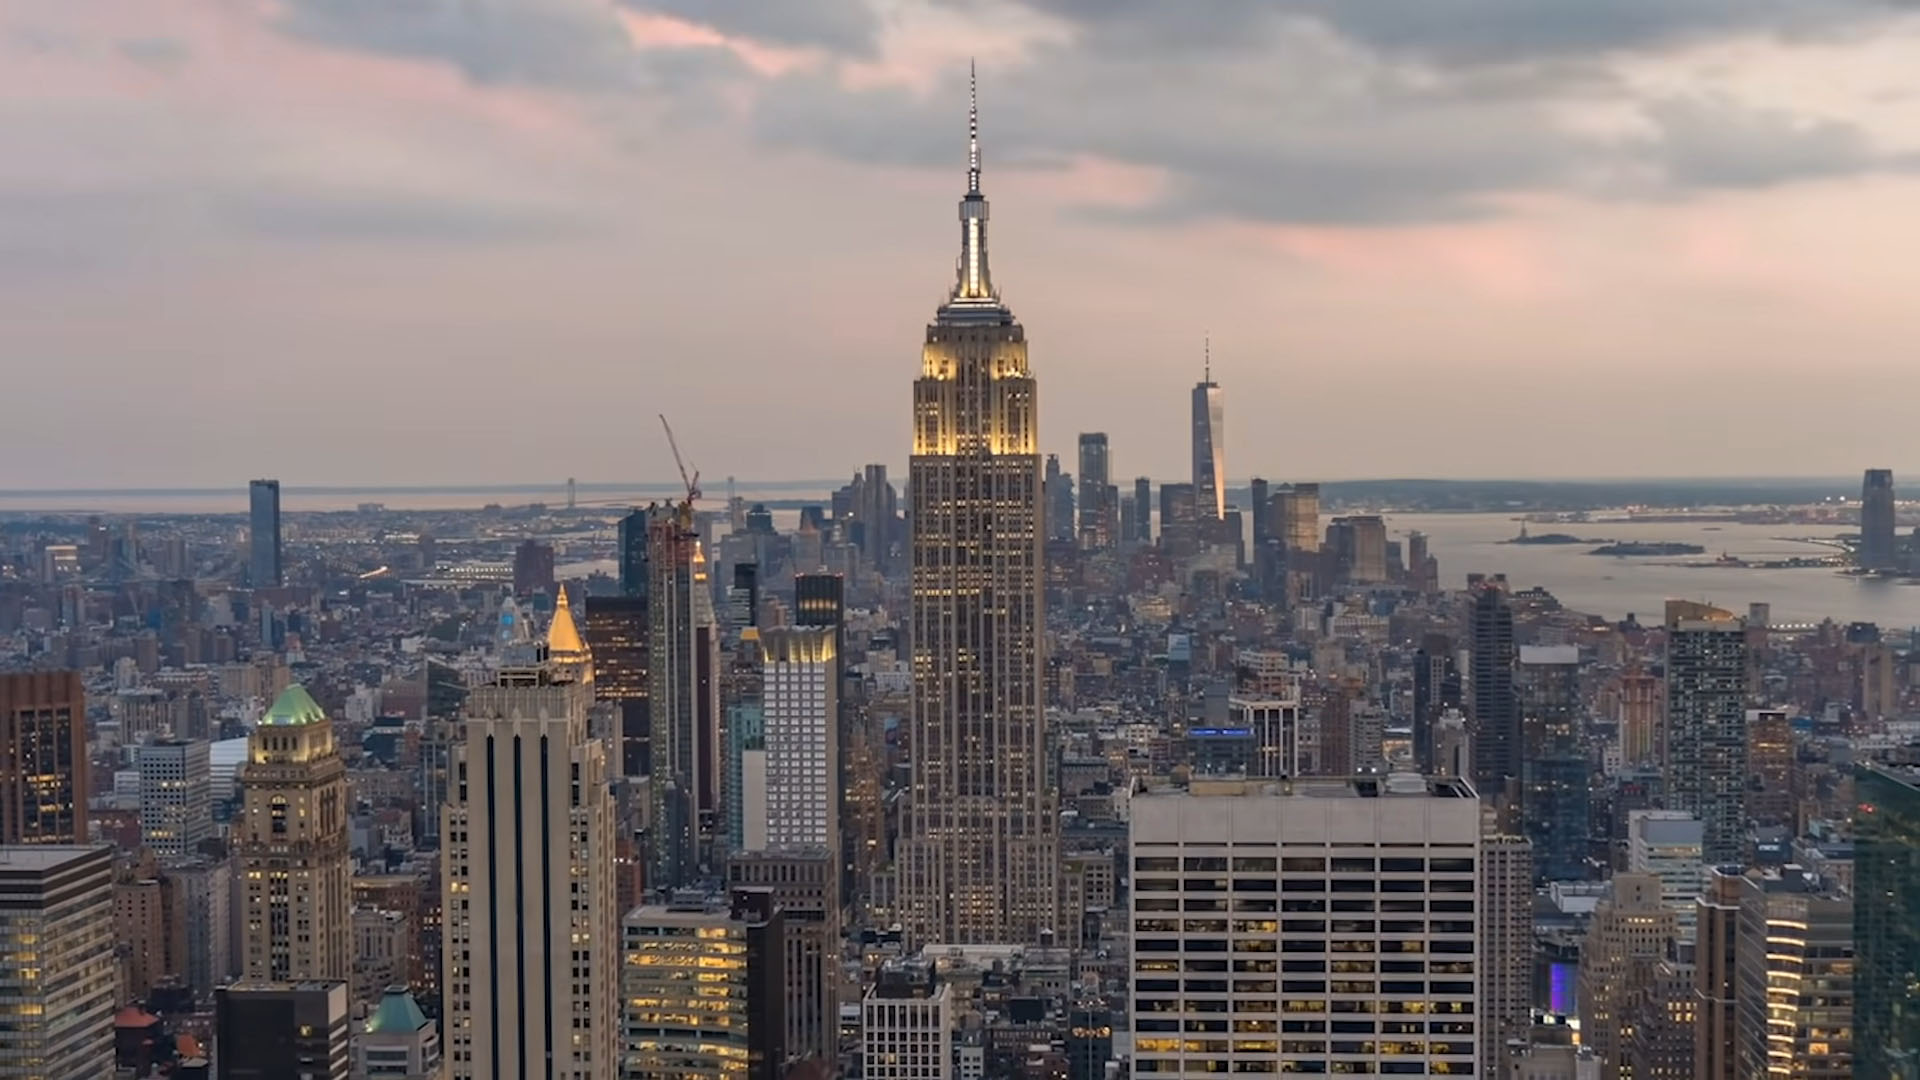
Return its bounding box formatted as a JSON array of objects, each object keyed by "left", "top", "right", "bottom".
[{"left": 5, "top": 0, "right": 1919, "bottom": 487}]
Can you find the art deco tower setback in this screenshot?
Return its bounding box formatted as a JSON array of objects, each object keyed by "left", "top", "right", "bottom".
[
  {"left": 237, "top": 684, "right": 351, "bottom": 982},
  {"left": 899, "top": 70, "right": 1057, "bottom": 946}
]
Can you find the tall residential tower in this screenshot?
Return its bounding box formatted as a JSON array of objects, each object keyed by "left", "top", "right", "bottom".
[
  {"left": 1663, "top": 601, "right": 1749, "bottom": 863},
  {"left": 898, "top": 70, "right": 1057, "bottom": 946}
]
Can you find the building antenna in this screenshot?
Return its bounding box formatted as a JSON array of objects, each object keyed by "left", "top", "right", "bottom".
[
  {"left": 968, "top": 58, "right": 980, "bottom": 196},
  {"left": 1204, "top": 332, "right": 1211, "bottom": 383}
]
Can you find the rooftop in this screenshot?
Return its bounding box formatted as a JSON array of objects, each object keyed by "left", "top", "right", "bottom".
[
  {"left": 1520, "top": 645, "right": 1580, "bottom": 665},
  {"left": 364, "top": 987, "right": 430, "bottom": 1035},
  {"left": 1146, "top": 774, "right": 1477, "bottom": 800},
  {"left": 0, "top": 845, "right": 109, "bottom": 873},
  {"left": 260, "top": 684, "right": 326, "bottom": 726}
]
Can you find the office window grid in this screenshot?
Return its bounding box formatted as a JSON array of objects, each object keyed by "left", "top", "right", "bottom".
[{"left": 1131, "top": 843, "right": 1478, "bottom": 1077}]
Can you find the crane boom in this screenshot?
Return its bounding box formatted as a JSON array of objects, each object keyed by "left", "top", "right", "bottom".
[{"left": 658, "top": 413, "right": 700, "bottom": 525}]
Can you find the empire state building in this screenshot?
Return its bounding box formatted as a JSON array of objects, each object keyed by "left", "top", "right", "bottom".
[{"left": 898, "top": 71, "right": 1057, "bottom": 946}]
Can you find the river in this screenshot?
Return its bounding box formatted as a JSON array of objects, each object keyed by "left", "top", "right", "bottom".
[
  {"left": 1, "top": 488, "right": 1911, "bottom": 628},
  {"left": 1389, "top": 513, "right": 1915, "bottom": 628}
]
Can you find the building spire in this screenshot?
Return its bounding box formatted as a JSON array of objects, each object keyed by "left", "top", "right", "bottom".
[
  {"left": 943, "top": 59, "right": 999, "bottom": 314},
  {"left": 968, "top": 58, "right": 981, "bottom": 196},
  {"left": 1204, "top": 332, "right": 1211, "bottom": 383}
]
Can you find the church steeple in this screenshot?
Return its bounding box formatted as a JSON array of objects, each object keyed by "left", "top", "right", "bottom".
[{"left": 942, "top": 59, "right": 1005, "bottom": 321}]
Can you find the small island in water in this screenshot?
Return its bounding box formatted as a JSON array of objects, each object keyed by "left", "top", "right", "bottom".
[
  {"left": 1504, "top": 524, "right": 1602, "bottom": 545},
  {"left": 1588, "top": 541, "right": 1707, "bottom": 557}
]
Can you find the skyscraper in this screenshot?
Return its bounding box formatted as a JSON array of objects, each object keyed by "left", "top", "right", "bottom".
[
  {"left": 1274, "top": 481, "right": 1321, "bottom": 553},
  {"left": 898, "top": 71, "right": 1056, "bottom": 946},
  {"left": 622, "top": 893, "right": 784, "bottom": 1080},
  {"left": 1580, "top": 872, "right": 1677, "bottom": 1080},
  {"left": 137, "top": 737, "right": 212, "bottom": 860},
  {"left": 442, "top": 639, "right": 617, "bottom": 1080},
  {"left": 1862, "top": 468, "right": 1897, "bottom": 570},
  {"left": 1191, "top": 356, "right": 1225, "bottom": 521},
  {"left": 1517, "top": 645, "right": 1586, "bottom": 882},
  {"left": 793, "top": 573, "right": 843, "bottom": 626},
  {"left": 1132, "top": 476, "right": 1152, "bottom": 542},
  {"left": 1734, "top": 869, "right": 1853, "bottom": 1080},
  {"left": 1468, "top": 582, "right": 1518, "bottom": 799},
  {"left": 726, "top": 848, "right": 840, "bottom": 1065},
  {"left": 582, "top": 594, "right": 649, "bottom": 778},
  {"left": 1077, "top": 432, "right": 1112, "bottom": 549},
  {"left": 1627, "top": 810, "right": 1705, "bottom": 942},
  {"left": 647, "top": 508, "right": 722, "bottom": 891},
  {"left": 1248, "top": 477, "right": 1270, "bottom": 549},
  {"left": 1663, "top": 600, "right": 1749, "bottom": 863},
  {"left": 1044, "top": 454, "right": 1075, "bottom": 543},
  {"left": 0, "top": 670, "right": 88, "bottom": 845},
  {"left": 237, "top": 685, "right": 351, "bottom": 982},
  {"left": 1412, "top": 634, "right": 1461, "bottom": 775},
  {"left": 616, "top": 507, "right": 651, "bottom": 597},
  {"left": 512, "top": 539, "right": 555, "bottom": 598},
  {"left": 1854, "top": 765, "right": 1920, "bottom": 1080},
  {"left": 754, "top": 627, "right": 838, "bottom": 851},
  {"left": 248, "top": 478, "right": 282, "bottom": 588},
  {"left": 0, "top": 845, "right": 115, "bottom": 1080},
  {"left": 1130, "top": 776, "right": 1482, "bottom": 1078},
  {"left": 1481, "top": 833, "right": 1535, "bottom": 1078},
  {"left": 1694, "top": 869, "right": 1743, "bottom": 1080}
]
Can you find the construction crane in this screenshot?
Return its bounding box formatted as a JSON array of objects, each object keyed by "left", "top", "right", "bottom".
[{"left": 658, "top": 413, "right": 700, "bottom": 528}]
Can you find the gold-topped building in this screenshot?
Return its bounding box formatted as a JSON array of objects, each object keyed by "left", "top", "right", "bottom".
[
  {"left": 546, "top": 583, "right": 592, "bottom": 685},
  {"left": 237, "top": 684, "right": 351, "bottom": 981},
  {"left": 897, "top": 68, "right": 1057, "bottom": 946},
  {"left": 443, "top": 602, "right": 618, "bottom": 1080}
]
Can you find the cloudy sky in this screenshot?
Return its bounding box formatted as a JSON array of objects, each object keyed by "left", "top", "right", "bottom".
[{"left": 5, "top": 0, "right": 1919, "bottom": 488}]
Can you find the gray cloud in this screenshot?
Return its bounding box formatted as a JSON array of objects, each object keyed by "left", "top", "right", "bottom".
[
  {"left": 750, "top": 4, "right": 1920, "bottom": 224},
  {"left": 621, "top": 0, "right": 882, "bottom": 54},
  {"left": 276, "top": 0, "right": 649, "bottom": 89},
  {"left": 253, "top": 1, "right": 1920, "bottom": 224},
  {"left": 986, "top": 0, "right": 1892, "bottom": 62}
]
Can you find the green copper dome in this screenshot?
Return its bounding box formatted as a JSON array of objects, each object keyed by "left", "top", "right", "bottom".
[
  {"left": 261, "top": 684, "right": 326, "bottom": 726},
  {"left": 364, "top": 988, "right": 429, "bottom": 1034}
]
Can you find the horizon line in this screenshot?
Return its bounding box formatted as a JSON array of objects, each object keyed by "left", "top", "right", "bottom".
[{"left": 0, "top": 474, "right": 1898, "bottom": 498}]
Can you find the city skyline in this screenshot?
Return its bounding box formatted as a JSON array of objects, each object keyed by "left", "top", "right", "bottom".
[{"left": 7, "top": 3, "right": 1920, "bottom": 486}]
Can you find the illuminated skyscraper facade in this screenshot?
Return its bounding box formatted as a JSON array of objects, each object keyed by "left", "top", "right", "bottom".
[
  {"left": 648, "top": 511, "right": 721, "bottom": 890},
  {"left": 443, "top": 643, "right": 617, "bottom": 1080},
  {"left": 237, "top": 684, "right": 351, "bottom": 982},
  {"left": 1664, "top": 601, "right": 1749, "bottom": 864},
  {"left": 0, "top": 670, "right": 88, "bottom": 845},
  {"left": 1077, "top": 432, "right": 1113, "bottom": 549},
  {"left": 898, "top": 73, "right": 1056, "bottom": 946}
]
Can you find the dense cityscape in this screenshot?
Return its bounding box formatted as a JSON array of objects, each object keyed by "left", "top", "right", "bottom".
[{"left": 6, "top": 71, "right": 1920, "bottom": 1080}]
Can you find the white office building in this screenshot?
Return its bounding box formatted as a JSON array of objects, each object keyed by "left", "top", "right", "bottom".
[
  {"left": 1130, "top": 775, "right": 1482, "bottom": 1078},
  {"left": 1626, "top": 809, "right": 1706, "bottom": 942},
  {"left": 862, "top": 960, "right": 952, "bottom": 1080},
  {"left": 136, "top": 737, "right": 211, "bottom": 859},
  {"left": 757, "top": 626, "right": 838, "bottom": 850}
]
